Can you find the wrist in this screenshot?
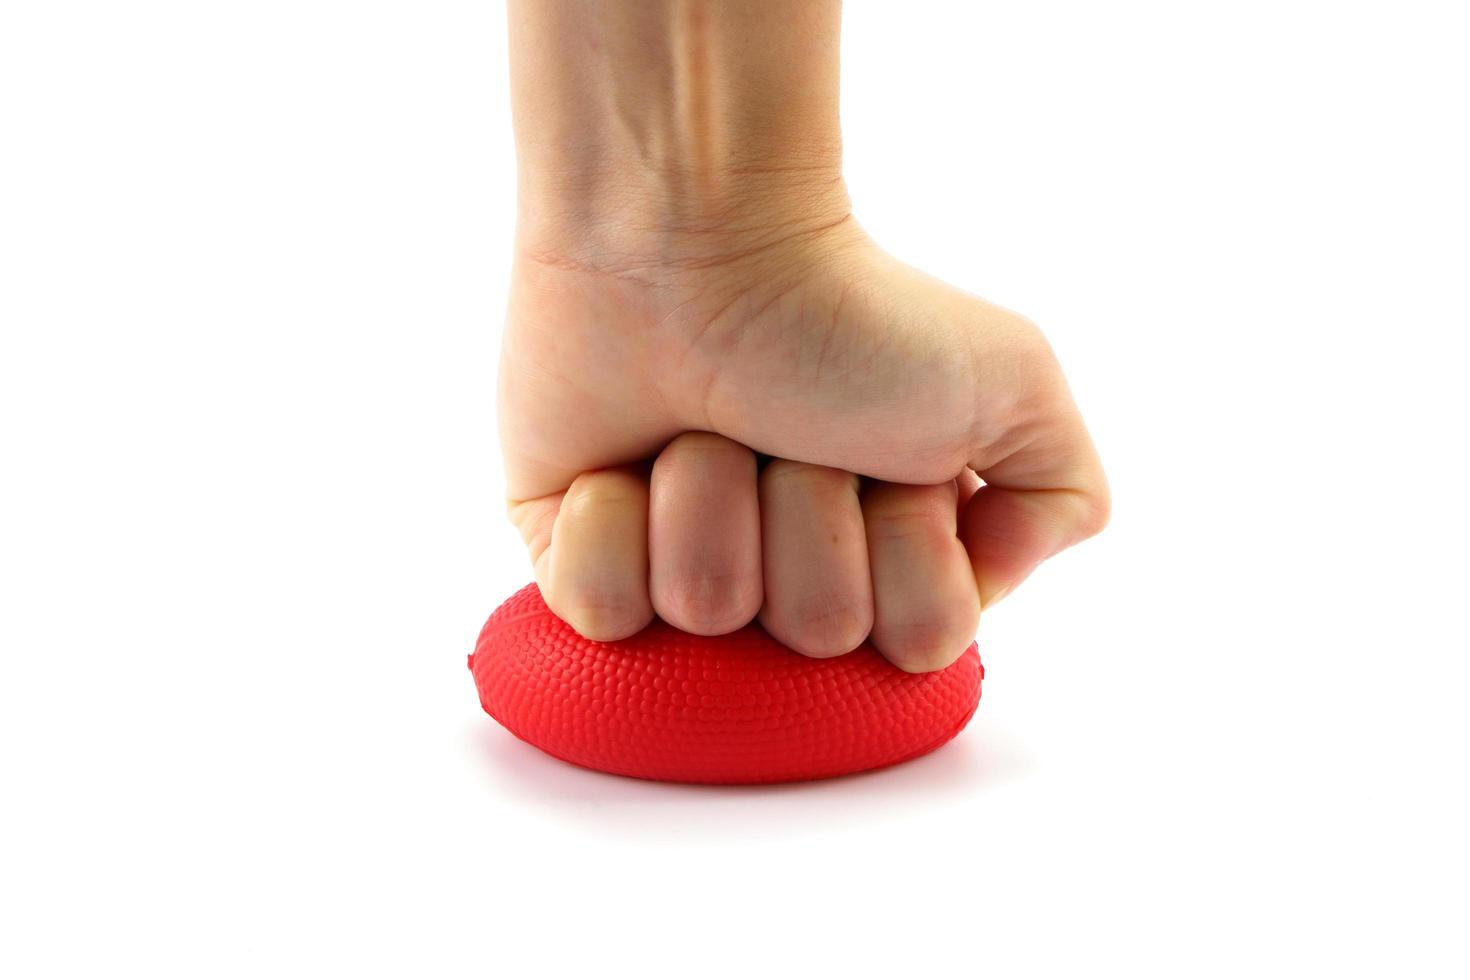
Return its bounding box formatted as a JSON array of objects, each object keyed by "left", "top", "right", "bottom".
[{"left": 509, "top": 0, "right": 849, "bottom": 271}]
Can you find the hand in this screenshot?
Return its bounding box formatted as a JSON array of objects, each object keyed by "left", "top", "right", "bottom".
[{"left": 499, "top": 0, "right": 1108, "bottom": 672}]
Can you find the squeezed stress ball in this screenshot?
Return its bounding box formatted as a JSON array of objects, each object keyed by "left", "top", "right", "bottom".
[{"left": 469, "top": 584, "right": 983, "bottom": 784}]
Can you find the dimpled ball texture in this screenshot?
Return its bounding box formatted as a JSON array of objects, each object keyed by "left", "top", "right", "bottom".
[{"left": 469, "top": 584, "right": 983, "bottom": 784}]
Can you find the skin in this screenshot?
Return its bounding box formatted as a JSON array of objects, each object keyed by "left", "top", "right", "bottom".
[{"left": 501, "top": 0, "right": 1109, "bottom": 672}]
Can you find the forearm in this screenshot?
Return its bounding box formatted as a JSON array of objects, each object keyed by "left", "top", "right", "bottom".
[{"left": 508, "top": 0, "right": 850, "bottom": 263}]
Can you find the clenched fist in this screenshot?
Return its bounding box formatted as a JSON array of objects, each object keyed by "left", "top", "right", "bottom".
[{"left": 499, "top": 0, "right": 1107, "bottom": 672}]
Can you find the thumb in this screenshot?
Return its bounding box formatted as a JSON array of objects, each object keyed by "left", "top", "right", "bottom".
[{"left": 960, "top": 419, "right": 1109, "bottom": 608}]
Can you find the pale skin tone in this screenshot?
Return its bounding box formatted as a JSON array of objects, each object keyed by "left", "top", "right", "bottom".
[{"left": 502, "top": 0, "right": 1109, "bottom": 672}]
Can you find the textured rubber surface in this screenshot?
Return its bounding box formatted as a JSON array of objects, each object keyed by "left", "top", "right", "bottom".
[{"left": 469, "top": 584, "right": 983, "bottom": 784}]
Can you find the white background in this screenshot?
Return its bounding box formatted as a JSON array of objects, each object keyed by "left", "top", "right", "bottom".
[{"left": 3, "top": 1, "right": 1467, "bottom": 976}]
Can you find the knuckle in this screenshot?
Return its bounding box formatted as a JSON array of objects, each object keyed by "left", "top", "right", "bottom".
[
  {"left": 656, "top": 568, "right": 761, "bottom": 634},
  {"left": 1069, "top": 485, "right": 1111, "bottom": 541},
  {"left": 653, "top": 433, "right": 756, "bottom": 487},
  {"left": 663, "top": 431, "right": 744, "bottom": 459},
  {"left": 562, "top": 474, "right": 645, "bottom": 518},
  {"left": 998, "top": 309, "right": 1053, "bottom": 358},
  {"left": 879, "top": 618, "right": 974, "bottom": 673},
  {"left": 863, "top": 501, "right": 954, "bottom": 547},
  {"left": 779, "top": 595, "right": 872, "bottom": 658},
  {"left": 761, "top": 459, "right": 856, "bottom": 496},
  {"left": 874, "top": 586, "right": 980, "bottom": 673},
  {"left": 1084, "top": 487, "right": 1112, "bottom": 536},
  {"left": 555, "top": 588, "right": 650, "bottom": 641}
]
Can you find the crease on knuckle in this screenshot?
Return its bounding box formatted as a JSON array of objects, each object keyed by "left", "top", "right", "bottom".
[
  {"left": 879, "top": 617, "right": 973, "bottom": 674},
  {"left": 863, "top": 506, "right": 953, "bottom": 549},
  {"left": 762, "top": 459, "right": 857, "bottom": 496},
  {"left": 783, "top": 594, "right": 872, "bottom": 657},
  {"left": 557, "top": 588, "right": 649, "bottom": 641},
  {"left": 1056, "top": 485, "right": 1110, "bottom": 545},
  {"left": 658, "top": 567, "right": 761, "bottom": 632},
  {"left": 1079, "top": 486, "right": 1112, "bottom": 538},
  {"left": 562, "top": 478, "right": 644, "bottom": 521},
  {"left": 663, "top": 431, "right": 744, "bottom": 459}
]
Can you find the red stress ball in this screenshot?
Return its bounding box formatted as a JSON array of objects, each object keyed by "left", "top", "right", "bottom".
[{"left": 469, "top": 584, "right": 983, "bottom": 784}]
